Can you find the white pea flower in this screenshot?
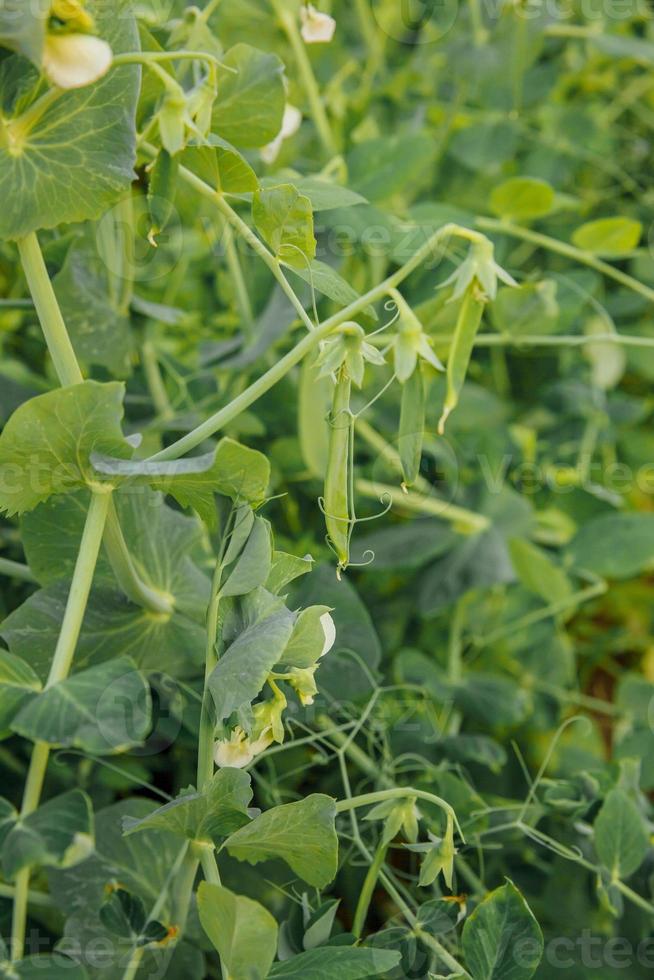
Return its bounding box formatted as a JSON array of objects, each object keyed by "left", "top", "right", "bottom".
[
  {"left": 300, "top": 4, "right": 336, "bottom": 44},
  {"left": 213, "top": 727, "right": 254, "bottom": 769},
  {"left": 288, "top": 667, "right": 319, "bottom": 706},
  {"left": 42, "top": 33, "right": 113, "bottom": 90},
  {"left": 319, "top": 611, "right": 336, "bottom": 657},
  {"left": 260, "top": 104, "right": 302, "bottom": 164}
]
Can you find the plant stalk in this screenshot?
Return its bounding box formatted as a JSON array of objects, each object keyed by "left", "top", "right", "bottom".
[
  {"left": 11, "top": 490, "right": 111, "bottom": 962},
  {"left": 16, "top": 232, "right": 174, "bottom": 616}
]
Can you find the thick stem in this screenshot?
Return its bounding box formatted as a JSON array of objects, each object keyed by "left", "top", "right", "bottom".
[
  {"left": 196, "top": 561, "right": 223, "bottom": 791},
  {"left": 355, "top": 478, "right": 490, "bottom": 534},
  {"left": 270, "top": 0, "right": 337, "bottom": 159},
  {"left": 11, "top": 491, "right": 111, "bottom": 961},
  {"left": 17, "top": 232, "right": 174, "bottom": 616}
]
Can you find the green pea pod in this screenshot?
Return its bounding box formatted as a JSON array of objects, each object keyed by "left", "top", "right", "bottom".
[
  {"left": 399, "top": 365, "right": 425, "bottom": 489},
  {"left": 438, "top": 285, "right": 485, "bottom": 433},
  {"left": 324, "top": 367, "right": 352, "bottom": 571},
  {"left": 147, "top": 149, "right": 179, "bottom": 245}
]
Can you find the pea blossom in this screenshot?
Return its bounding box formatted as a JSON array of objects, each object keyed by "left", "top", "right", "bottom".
[
  {"left": 300, "top": 4, "right": 337, "bottom": 43},
  {"left": 42, "top": 31, "right": 112, "bottom": 90}
]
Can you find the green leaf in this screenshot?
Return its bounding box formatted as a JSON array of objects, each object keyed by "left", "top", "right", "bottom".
[
  {"left": 509, "top": 538, "right": 572, "bottom": 605},
  {"left": 224, "top": 794, "right": 338, "bottom": 888},
  {"left": 208, "top": 596, "right": 295, "bottom": 721},
  {"left": 220, "top": 515, "right": 273, "bottom": 597},
  {"left": 0, "top": 0, "right": 49, "bottom": 63},
  {"left": 11, "top": 657, "right": 151, "bottom": 754},
  {"left": 212, "top": 43, "right": 285, "bottom": 148},
  {"left": 491, "top": 280, "right": 559, "bottom": 337},
  {"left": 284, "top": 177, "right": 367, "bottom": 212},
  {"left": 1, "top": 955, "right": 89, "bottom": 979},
  {"left": 182, "top": 136, "right": 259, "bottom": 193},
  {"left": 122, "top": 769, "right": 252, "bottom": 844},
  {"left": 594, "top": 788, "right": 649, "bottom": 879},
  {"left": 53, "top": 230, "right": 132, "bottom": 377},
  {"left": 0, "top": 651, "right": 42, "bottom": 737},
  {"left": 197, "top": 882, "right": 278, "bottom": 980},
  {"left": 2, "top": 789, "right": 93, "bottom": 880},
  {"left": 567, "top": 513, "right": 654, "bottom": 579},
  {"left": 91, "top": 436, "right": 271, "bottom": 525},
  {"left": 287, "top": 260, "right": 377, "bottom": 318},
  {"left": 571, "top": 217, "right": 642, "bottom": 255},
  {"left": 280, "top": 605, "right": 332, "bottom": 668},
  {"left": 489, "top": 177, "right": 555, "bottom": 221},
  {"left": 0, "top": 381, "right": 131, "bottom": 516},
  {"left": 0, "top": 0, "right": 140, "bottom": 239},
  {"left": 265, "top": 551, "right": 314, "bottom": 594},
  {"left": 267, "top": 946, "right": 402, "bottom": 979},
  {"left": 462, "top": 880, "right": 543, "bottom": 980},
  {"left": 253, "top": 184, "right": 316, "bottom": 269}
]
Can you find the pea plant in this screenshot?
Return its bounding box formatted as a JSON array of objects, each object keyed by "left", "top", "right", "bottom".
[{"left": 2, "top": 1, "right": 654, "bottom": 978}]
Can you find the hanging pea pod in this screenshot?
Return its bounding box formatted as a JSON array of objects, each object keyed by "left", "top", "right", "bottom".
[
  {"left": 438, "top": 284, "right": 486, "bottom": 434},
  {"left": 147, "top": 149, "right": 179, "bottom": 246},
  {"left": 323, "top": 365, "right": 353, "bottom": 573},
  {"left": 398, "top": 364, "right": 425, "bottom": 490}
]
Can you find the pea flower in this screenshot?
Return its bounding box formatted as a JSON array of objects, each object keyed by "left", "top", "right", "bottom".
[
  {"left": 261, "top": 104, "right": 303, "bottom": 164},
  {"left": 320, "top": 610, "right": 336, "bottom": 657},
  {"left": 213, "top": 727, "right": 255, "bottom": 769},
  {"left": 442, "top": 236, "right": 516, "bottom": 302},
  {"left": 287, "top": 666, "right": 319, "bottom": 706},
  {"left": 300, "top": 4, "right": 337, "bottom": 43},
  {"left": 42, "top": 0, "right": 112, "bottom": 90}
]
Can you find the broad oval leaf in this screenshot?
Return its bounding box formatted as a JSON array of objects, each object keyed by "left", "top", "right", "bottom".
[
  {"left": 0, "top": 381, "right": 131, "bottom": 516},
  {"left": 11, "top": 657, "right": 151, "bottom": 754},
  {"left": 462, "top": 880, "right": 543, "bottom": 980},
  {"left": 0, "top": 651, "right": 42, "bottom": 736},
  {"left": 489, "top": 177, "right": 555, "bottom": 221},
  {"left": 198, "top": 882, "right": 278, "bottom": 980},
  {"left": 212, "top": 43, "right": 285, "bottom": 148},
  {"left": 567, "top": 513, "right": 654, "bottom": 579},
  {"left": 253, "top": 183, "right": 316, "bottom": 268},
  {"left": 267, "top": 946, "right": 402, "bottom": 979},
  {"left": 594, "top": 788, "right": 649, "bottom": 879},
  {"left": 0, "top": 0, "right": 140, "bottom": 239},
  {"left": 571, "top": 217, "right": 642, "bottom": 255},
  {"left": 224, "top": 793, "right": 338, "bottom": 888},
  {"left": 2, "top": 789, "right": 93, "bottom": 880}
]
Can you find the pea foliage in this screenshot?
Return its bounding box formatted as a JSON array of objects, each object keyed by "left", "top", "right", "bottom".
[{"left": 1, "top": 1, "right": 654, "bottom": 978}]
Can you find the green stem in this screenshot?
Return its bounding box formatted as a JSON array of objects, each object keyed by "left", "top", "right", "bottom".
[
  {"left": 142, "top": 340, "right": 174, "bottom": 419},
  {"left": 17, "top": 232, "right": 174, "bottom": 616},
  {"left": 0, "top": 883, "right": 54, "bottom": 909},
  {"left": 112, "top": 50, "right": 235, "bottom": 73},
  {"left": 476, "top": 216, "right": 654, "bottom": 305},
  {"left": 197, "top": 561, "right": 223, "bottom": 791},
  {"left": 335, "top": 788, "right": 462, "bottom": 838},
  {"left": 270, "top": 0, "right": 338, "bottom": 159},
  {"left": 148, "top": 222, "right": 477, "bottom": 461},
  {"left": 0, "top": 557, "right": 36, "bottom": 583},
  {"left": 352, "top": 838, "right": 388, "bottom": 938},
  {"left": 17, "top": 233, "right": 83, "bottom": 386},
  {"left": 221, "top": 218, "right": 255, "bottom": 336},
  {"left": 11, "top": 491, "right": 111, "bottom": 962},
  {"left": 199, "top": 846, "right": 222, "bottom": 885},
  {"left": 355, "top": 478, "right": 490, "bottom": 534}
]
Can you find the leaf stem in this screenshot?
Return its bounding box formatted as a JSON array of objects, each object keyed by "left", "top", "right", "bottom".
[
  {"left": 335, "top": 787, "right": 463, "bottom": 839},
  {"left": 269, "top": 0, "right": 338, "bottom": 159},
  {"left": 148, "top": 221, "right": 475, "bottom": 461},
  {"left": 476, "top": 216, "right": 654, "bottom": 305},
  {"left": 16, "top": 232, "right": 174, "bottom": 616},
  {"left": 0, "top": 557, "right": 36, "bottom": 583},
  {"left": 352, "top": 838, "right": 388, "bottom": 937},
  {"left": 355, "top": 478, "right": 490, "bottom": 534},
  {"left": 11, "top": 490, "right": 111, "bottom": 962}
]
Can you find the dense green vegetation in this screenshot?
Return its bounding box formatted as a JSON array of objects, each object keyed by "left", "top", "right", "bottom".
[{"left": 2, "top": 1, "right": 654, "bottom": 977}]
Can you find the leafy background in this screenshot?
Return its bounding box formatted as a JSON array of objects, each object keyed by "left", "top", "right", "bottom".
[{"left": 3, "top": 0, "right": 654, "bottom": 977}]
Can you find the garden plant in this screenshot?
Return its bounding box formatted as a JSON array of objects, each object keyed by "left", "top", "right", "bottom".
[{"left": 2, "top": 0, "right": 654, "bottom": 977}]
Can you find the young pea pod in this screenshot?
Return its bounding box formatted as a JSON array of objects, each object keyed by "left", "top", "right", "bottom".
[
  {"left": 398, "top": 364, "right": 425, "bottom": 490},
  {"left": 438, "top": 284, "right": 485, "bottom": 434},
  {"left": 147, "top": 149, "right": 179, "bottom": 246},
  {"left": 323, "top": 366, "right": 352, "bottom": 573}
]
